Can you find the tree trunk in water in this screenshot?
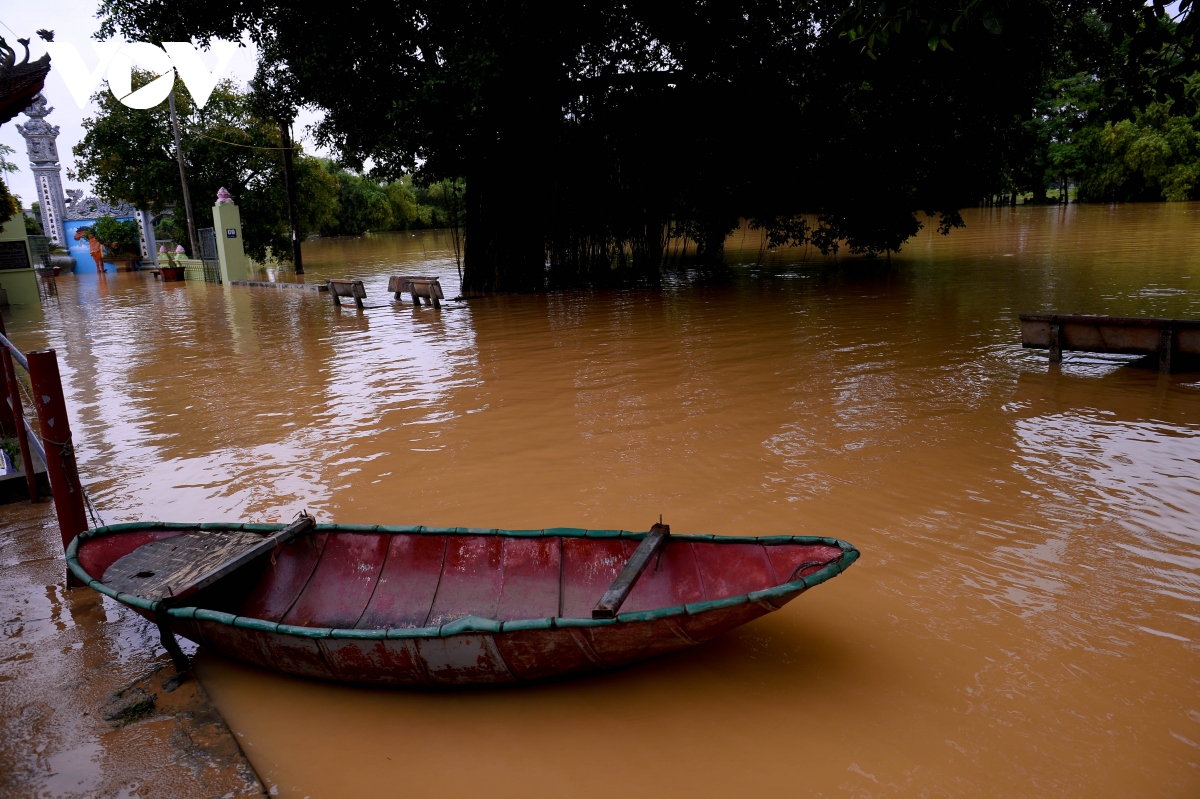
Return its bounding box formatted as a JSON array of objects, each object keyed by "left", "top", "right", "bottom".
[
  {"left": 460, "top": 47, "right": 554, "bottom": 293},
  {"left": 462, "top": 156, "right": 547, "bottom": 293}
]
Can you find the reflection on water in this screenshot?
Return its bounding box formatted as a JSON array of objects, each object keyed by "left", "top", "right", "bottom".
[{"left": 5, "top": 205, "right": 1200, "bottom": 797}]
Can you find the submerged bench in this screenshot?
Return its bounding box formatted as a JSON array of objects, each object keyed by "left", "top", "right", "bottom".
[
  {"left": 326, "top": 278, "right": 367, "bottom": 308},
  {"left": 387, "top": 275, "right": 444, "bottom": 308},
  {"left": 1020, "top": 313, "right": 1200, "bottom": 373}
]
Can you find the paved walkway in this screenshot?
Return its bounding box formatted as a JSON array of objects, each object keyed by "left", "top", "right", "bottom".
[{"left": 0, "top": 501, "right": 265, "bottom": 798}]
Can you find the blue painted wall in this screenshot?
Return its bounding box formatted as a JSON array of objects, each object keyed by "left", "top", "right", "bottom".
[{"left": 64, "top": 218, "right": 136, "bottom": 273}]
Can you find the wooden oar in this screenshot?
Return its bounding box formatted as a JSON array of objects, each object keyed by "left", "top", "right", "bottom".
[{"left": 592, "top": 522, "right": 670, "bottom": 619}]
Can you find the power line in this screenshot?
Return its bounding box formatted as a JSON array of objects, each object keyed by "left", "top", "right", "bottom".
[{"left": 192, "top": 131, "right": 294, "bottom": 151}]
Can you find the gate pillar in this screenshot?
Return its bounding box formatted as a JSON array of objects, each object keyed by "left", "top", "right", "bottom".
[{"left": 213, "top": 188, "right": 248, "bottom": 283}]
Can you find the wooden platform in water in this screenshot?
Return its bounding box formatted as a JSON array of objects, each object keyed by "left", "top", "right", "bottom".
[{"left": 1019, "top": 313, "right": 1200, "bottom": 373}]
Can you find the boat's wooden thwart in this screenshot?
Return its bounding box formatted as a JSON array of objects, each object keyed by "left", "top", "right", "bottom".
[
  {"left": 68, "top": 523, "right": 858, "bottom": 687},
  {"left": 593, "top": 521, "right": 670, "bottom": 619}
]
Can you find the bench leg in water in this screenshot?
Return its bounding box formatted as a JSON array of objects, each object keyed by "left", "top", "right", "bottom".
[
  {"left": 1048, "top": 323, "right": 1062, "bottom": 364},
  {"left": 1159, "top": 329, "right": 1174, "bottom": 374}
]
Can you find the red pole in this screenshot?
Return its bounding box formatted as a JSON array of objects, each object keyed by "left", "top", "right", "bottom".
[{"left": 26, "top": 349, "right": 89, "bottom": 585}]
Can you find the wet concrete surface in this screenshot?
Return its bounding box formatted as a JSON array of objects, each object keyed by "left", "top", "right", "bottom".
[{"left": 0, "top": 500, "right": 264, "bottom": 799}]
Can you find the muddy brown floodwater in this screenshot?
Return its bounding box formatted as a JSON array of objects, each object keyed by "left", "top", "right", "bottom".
[{"left": 2, "top": 203, "right": 1199, "bottom": 797}]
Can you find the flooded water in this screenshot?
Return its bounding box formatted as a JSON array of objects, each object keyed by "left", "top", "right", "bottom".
[{"left": 4, "top": 203, "right": 1199, "bottom": 797}]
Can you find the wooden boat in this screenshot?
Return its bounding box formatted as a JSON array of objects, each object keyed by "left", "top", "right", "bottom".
[{"left": 67, "top": 520, "right": 858, "bottom": 686}]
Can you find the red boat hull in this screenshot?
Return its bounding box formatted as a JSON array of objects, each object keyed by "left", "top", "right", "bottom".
[{"left": 69, "top": 524, "right": 858, "bottom": 686}]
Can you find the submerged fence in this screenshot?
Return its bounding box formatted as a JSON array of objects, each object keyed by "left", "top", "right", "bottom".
[{"left": 0, "top": 314, "right": 90, "bottom": 584}]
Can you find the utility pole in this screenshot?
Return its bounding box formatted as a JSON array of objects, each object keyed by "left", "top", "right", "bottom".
[
  {"left": 278, "top": 120, "right": 303, "bottom": 274},
  {"left": 167, "top": 90, "right": 200, "bottom": 260}
]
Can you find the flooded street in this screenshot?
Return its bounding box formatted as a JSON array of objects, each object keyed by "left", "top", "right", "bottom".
[{"left": 3, "top": 203, "right": 1199, "bottom": 796}]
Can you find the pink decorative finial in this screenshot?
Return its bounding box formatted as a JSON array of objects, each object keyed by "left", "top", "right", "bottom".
[
  {"left": 175, "top": 245, "right": 186, "bottom": 254},
  {"left": 158, "top": 244, "right": 166, "bottom": 253},
  {"left": 216, "top": 187, "right": 233, "bottom": 204}
]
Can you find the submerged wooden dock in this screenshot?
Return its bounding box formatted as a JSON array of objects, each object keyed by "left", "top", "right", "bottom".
[{"left": 1019, "top": 314, "right": 1200, "bottom": 373}]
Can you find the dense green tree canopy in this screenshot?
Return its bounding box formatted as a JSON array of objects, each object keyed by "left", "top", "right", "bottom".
[
  {"left": 71, "top": 75, "right": 337, "bottom": 260},
  {"left": 1000, "top": 0, "right": 1200, "bottom": 202},
  {"left": 91, "top": 216, "right": 141, "bottom": 255},
  {"left": 307, "top": 164, "right": 464, "bottom": 237},
  {"left": 94, "top": 0, "right": 1198, "bottom": 289}
]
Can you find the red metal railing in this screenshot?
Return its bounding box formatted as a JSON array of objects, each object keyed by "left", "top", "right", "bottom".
[{"left": 0, "top": 313, "right": 90, "bottom": 585}]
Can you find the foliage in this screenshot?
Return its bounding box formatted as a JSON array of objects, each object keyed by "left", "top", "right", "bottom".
[
  {"left": 70, "top": 73, "right": 180, "bottom": 213},
  {"left": 319, "top": 163, "right": 392, "bottom": 236},
  {"left": 0, "top": 179, "right": 16, "bottom": 226},
  {"left": 1003, "top": 0, "right": 1200, "bottom": 201},
  {"left": 1, "top": 437, "right": 20, "bottom": 471},
  {"left": 24, "top": 205, "right": 43, "bottom": 236},
  {"left": 390, "top": 176, "right": 466, "bottom": 231},
  {"left": 71, "top": 72, "right": 335, "bottom": 262},
  {"left": 95, "top": 0, "right": 1061, "bottom": 290},
  {"left": 385, "top": 180, "right": 422, "bottom": 229},
  {"left": 153, "top": 213, "right": 183, "bottom": 247},
  {"left": 1077, "top": 99, "right": 1200, "bottom": 200},
  {"left": 0, "top": 142, "right": 17, "bottom": 209},
  {"left": 0, "top": 143, "right": 17, "bottom": 177},
  {"left": 93, "top": 216, "right": 141, "bottom": 255},
  {"left": 307, "top": 165, "right": 465, "bottom": 237},
  {"left": 93, "top": 0, "right": 1200, "bottom": 287}
]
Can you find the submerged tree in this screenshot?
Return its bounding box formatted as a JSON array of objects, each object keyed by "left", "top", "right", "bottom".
[{"left": 97, "top": 0, "right": 1081, "bottom": 289}]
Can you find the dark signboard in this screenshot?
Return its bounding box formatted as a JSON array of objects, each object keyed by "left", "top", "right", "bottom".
[{"left": 0, "top": 241, "right": 31, "bottom": 271}]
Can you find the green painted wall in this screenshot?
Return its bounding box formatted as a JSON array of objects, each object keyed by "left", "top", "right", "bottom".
[{"left": 0, "top": 218, "right": 40, "bottom": 307}]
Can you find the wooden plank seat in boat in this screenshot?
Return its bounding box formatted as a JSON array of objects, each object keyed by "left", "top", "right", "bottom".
[
  {"left": 326, "top": 278, "right": 367, "bottom": 308},
  {"left": 68, "top": 523, "right": 858, "bottom": 687}
]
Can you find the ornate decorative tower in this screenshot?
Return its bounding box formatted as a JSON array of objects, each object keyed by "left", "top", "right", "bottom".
[{"left": 16, "top": 94, "right": 68, "bottom": 247}]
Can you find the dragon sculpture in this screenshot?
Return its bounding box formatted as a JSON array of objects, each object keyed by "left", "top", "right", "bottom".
[{"left": 0, "top": 32, "right": 53, "bottom": 127}]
